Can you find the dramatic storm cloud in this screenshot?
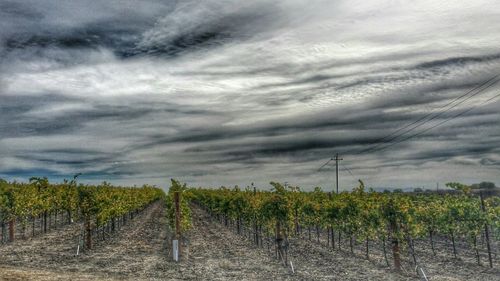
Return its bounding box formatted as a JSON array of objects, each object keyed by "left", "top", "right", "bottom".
[{"left": 1, "top": 0, "right": 499, "bottom": 190}]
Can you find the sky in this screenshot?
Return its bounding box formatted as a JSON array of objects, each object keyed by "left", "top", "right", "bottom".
[{"left": 1, "top": 0, "right": 499, "bottom": 191}]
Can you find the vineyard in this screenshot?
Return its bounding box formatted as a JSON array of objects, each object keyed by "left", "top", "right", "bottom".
[
  {"left": 0, "top": 178, "right": 164, "bottom": 248},
  {"left": 0, "top": 178, "right": 499, "bottom": 280},
  {"left": 187, "top": 182, "right": 500, "bottom": 272}
]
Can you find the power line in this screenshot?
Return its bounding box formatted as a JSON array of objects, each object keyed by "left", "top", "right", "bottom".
[
  {"left": 316, "top": 75, "right": 500, "bottom": 190},
  {"left": 357, "top": 76, "right": 499, "bottom": 154},
  {"left": 342, "top": 166, "right": 355, "bottom": 178},
  {"left": 318, "top": 158, "right": 333, "bottom": 171},
  {"left": 369, "top": 90, "right": 500, "bottom": 153},
  {"left": 380, "top": 75, "right": 498, "bottom": 137},
  {"left": 319, "top": 159, "right": 356, "bottom": 178},
  {"left": 346, "top": 75, "right": 499, "bottom": 155},
  {"left": 341, "top": 166, "right": 357, "bottom": 183}
]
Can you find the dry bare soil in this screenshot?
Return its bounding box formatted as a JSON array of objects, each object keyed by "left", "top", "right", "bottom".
[{"left": 0, "top": 203, "right": 498, "bottom": 280}]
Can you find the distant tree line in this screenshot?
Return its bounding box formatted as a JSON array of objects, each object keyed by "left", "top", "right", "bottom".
[
  {"left": 379, "top": 181, "right": 497, "bottom": 194},
  {"left": 470, "top": 181, "right": 497, "bottom": 189}
]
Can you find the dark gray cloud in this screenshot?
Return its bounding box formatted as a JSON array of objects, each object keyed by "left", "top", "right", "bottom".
[{"left": 1, "top": 0, "right": 500, "bottom": 189}]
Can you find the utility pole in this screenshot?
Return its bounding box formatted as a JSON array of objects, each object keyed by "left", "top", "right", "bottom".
[
  {"left": 334, "top": 153, "right": 343, "bottom": 194},
  {"left": 318, "top": 154, "right": 343, "bottom": 194}
]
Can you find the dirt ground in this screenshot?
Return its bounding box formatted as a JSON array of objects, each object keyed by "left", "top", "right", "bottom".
[
  {"left": 290, "top": 225, "right": 499, "bottom": 281},
  {"left": 0, "top": 203, "right": 498, "bottom": 280}
]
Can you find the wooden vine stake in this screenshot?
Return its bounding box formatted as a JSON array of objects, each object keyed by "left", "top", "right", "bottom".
[
  {"left": 276, "top": 219, "right": 286, "bottom": 265},
  {"left": 173, "top": 191, "right": 182, "bottom": 262},
  {"left": 85, "top": 217, "right": 92, "bottom": 250},
  {"left": 390, "top": 223, "right": 401, "bottom": 271},
  {"left": 254, "top": 186, "right": 259, "bottom": 245},
  {"left": 385, "top": 199, "right": 401, "bottom": 271},
  {"left": 479, "top": 192, "right": 493, "bottom": 268},
  {"left": 8, "top": 218, "right": 15, "bottom": 242}
]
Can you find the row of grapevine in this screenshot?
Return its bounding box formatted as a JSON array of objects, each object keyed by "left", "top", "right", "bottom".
[
  {"left": 165, "top": 179, "right": 193, "bottom": 233},
  {"left": 165, "top": 179, "right": 193, "bottom": 261},
  {"left": 189, "top": 181, "right": 499, "bottom": 270},
  {"left": 0, "top": 178, "right": 165, "bottom": 249}
]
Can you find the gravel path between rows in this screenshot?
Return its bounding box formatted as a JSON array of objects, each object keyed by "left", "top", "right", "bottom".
[{"left": 0, "top": 202, "right": 165, "bottom": 281}]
